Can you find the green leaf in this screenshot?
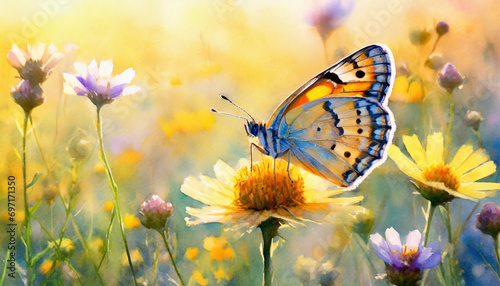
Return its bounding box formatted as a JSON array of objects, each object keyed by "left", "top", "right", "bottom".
[
  {"left": 31, "top": 246, "right": 51, "bottom": 265},
  {"left": 29, "top": 199, "right": 42, "bottom": 215},
  {"left": 26, "top": 172, "right": 40, "bottom": 189}
]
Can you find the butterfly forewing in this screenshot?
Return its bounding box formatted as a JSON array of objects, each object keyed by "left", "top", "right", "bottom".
[{"left": 268, "top": 44, "right": 394, "bottom": 132}]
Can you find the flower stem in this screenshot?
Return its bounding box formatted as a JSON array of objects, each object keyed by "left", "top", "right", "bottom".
[
  {"left": 159, "top": 229, "right": 185, "bottom": 286},
  {"left": 428, "top": 35, "right": 441, "bottom": 58},
  {"left": 424, "top": 202, "right": 437, "bottom": 246},
  {"left": 472, "top": 128, "right": 482, "bottom": 148},
  {"left": 259, "top": 218, "right": 281, "bottom": 286},
  {"left": 22, "top": 110, "right": 33, "bottom": 285},
  {"left": 494, "top": 235, "right": 500, "bottom": 278},
  {"left": 444, "top": 91, "right": 454, "bottom": 161},
  {"left": 96, "top": 107, "right": 138, "bottom": 285}
]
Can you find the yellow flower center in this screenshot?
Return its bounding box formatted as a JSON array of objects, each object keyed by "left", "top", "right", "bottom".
[
  {"left": 422, "top": 163, "right": 460, "bottom": 190},
  {"left": 233, "top": 158, "right": 306, "bottom": 210}
]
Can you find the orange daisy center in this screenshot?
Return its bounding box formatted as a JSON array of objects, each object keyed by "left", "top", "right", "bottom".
[
  {"left": 422, "top": 163, "right": 461, "bottom": 190},
  {"left": 233, "top": 159, "right": 306, "bottom": 210}
]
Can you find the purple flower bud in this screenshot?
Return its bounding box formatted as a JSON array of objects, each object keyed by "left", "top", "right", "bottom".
[
  {"left": 305, "top": 0, "right": 355, "bottom": 41},
  {"left": 476, "top": 202, "right": 500, "bottom": 237},
  {"left": 435, "top": 21, "right": 449, "bottom": 36},
  {"left": 11, "top": 80, "right": 46, "bottom": 113},
  {"left": 140, "top": 195, "right": 173, "bottom": 231},
  {"left": 438, "top": 63, "right": 463, "bottom": 93}
]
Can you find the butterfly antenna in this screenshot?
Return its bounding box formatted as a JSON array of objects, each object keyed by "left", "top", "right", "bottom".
[
  {"left": 219, "top": 95, "right": 256, "bottom": 122},
  {"left": 211, "top": 108, "right": 249, "bottom": 123}
]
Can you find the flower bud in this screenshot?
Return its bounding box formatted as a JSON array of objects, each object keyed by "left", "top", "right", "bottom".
[
  {"left": 293, "top": 255, "right": 316, "bottom": 283},
  {"left": 435, "top": 20, "right": 449, "bottom": 36},
  {"left": 409, "top": 29, "right": 431, "bottom": 45},
  {"left": 316, "top": 260, "right": 339, "bottom": 286},
  {"left": 11, "top": 80, "right": 45, "bottom": 113},
  {"left": 438, "top": 63, "right": 463, "bottom": 93},
  {"left": 425, "top": 53, "right": 445, "bottom": 70},
  {"left": 464, "top": 110, "right": 484, "bottom": 131},
  {"left": 49, "top": 238, "right": 74, "bottom": 259},
  {"left": 67, "top": 129, "right": 94, "bottom": 162},
  {"left": 140, "top": 195, "right": 173, "bottom": 230},
  {"left": 476, "top": 202, "right": 500, "bottom": 237}
]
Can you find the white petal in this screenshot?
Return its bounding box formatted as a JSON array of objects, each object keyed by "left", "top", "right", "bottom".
[
  {"left": 63, "top": 73, "right": 88, "bottom": 95},
  {"left": 99, "top": 59, "right": 114, "bottom": 79},
  {"left": 122, "top": 85, "right": 140, "bottom": 96},
  {"left": 7, "top": 44, "right": 26, "bottom": 68},
  {"left": 385, "top": 227, "right": 402, "bottom": 253},
  {"left": 42, "top": 43, "right": 58, "bottom": 62},
  {"left": 74, "top": 62, "right": 88, "bottom": 77},
  {"left": 111, "top": 68, "right": 135, "bottom": 86},
  {"left": 88, "top": 59, "right": 99, "bottom": 79},
  {"left": 28, "top": 43, "right": 46, "bottom": 61},
  {"left": 405, "top": 230, "right": 422, "bottom": 248}
]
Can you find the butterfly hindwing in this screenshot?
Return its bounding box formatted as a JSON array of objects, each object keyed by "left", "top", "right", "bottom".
[{"left": 280, "top": 97, "right": 393, "bottom": 187}]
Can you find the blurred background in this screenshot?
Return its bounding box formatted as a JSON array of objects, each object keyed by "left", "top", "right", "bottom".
[{"left": 1, "top": 0, "right": 500, "bottom": 285}]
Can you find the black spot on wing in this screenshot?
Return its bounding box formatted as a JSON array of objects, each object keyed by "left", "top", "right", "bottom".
[{"left": 324, "top": 72, "right": 345, "bottom": 85}]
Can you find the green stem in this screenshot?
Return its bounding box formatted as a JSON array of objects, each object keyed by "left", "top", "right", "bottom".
[
  {"left": 428, "top": 35, "right": 442, "bottom": 58},
  {"left": 353, "top": 234, "right": 378, "bottom": 275},
  {"left": 443, "top": 204, "right": 457, "bottom": 285},
  {"left": 424, "top": 202, "right": 437, "bottom": 246},
  {"left": 96, "top": 107, "right": 138, "bottom": 285},
  {"left": 259, "top": 218, "right": 281, "bottom": 286},
  {"left": 22, "top": 110, "right": 33, "bottom": 285},
  {"left": 160, "top": 230, "right": 185, "bottom": 286},
  {"left": 444, "top": 91, "right": 454, "bottom": 161},
  {"left": 473, "top": 128, "right": 482, "bottom": 148},
  {"left": 495, "top": 235, "right": 500, "bottom": 279}
]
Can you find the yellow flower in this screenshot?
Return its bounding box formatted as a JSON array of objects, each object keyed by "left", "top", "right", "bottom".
[
  {"left": 389, "top": 132, "right": 500, "bottom": 205},
  {"left": 185, "top": 247, "right": 199, "bottom": 261},
  {"left": 181, "top": 158, "right": 363, "bottom": 232},
  {"left": 170, "top": 76, "right": 182, "bottom": 86},
  {"left": 121, "top": 248, "right": 144, "bottom": 267},
  {"left": 203, "top": 236, "right": 235, "bottom": 261},
  {"left": 390, "top": 76, "right": 424, "bottom": 103},
  {"left": 90, "top": 237, "right": 104, "bottom": 254},
  {"left": 123, "top": 214, "right": 141, "bottom": 229},
  {"left": 192, "top": 270, "right": 208, "bottom": 286},
  {"left": 102, "top": 200, "right": 114, "bottom": 213},
  {"left": 39, "top": 260, "right": 58, "bottom": 275},
  {"left": 214, "top": 268, "right": 231, "bottom": 283}
]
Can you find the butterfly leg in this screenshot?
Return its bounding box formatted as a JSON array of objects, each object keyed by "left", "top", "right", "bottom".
[
  {"left": 276, "top": 148, "right": 293, "bottom": 184},
  {"left": 249, "top": 143, "right": 269, "bottom": 178}
]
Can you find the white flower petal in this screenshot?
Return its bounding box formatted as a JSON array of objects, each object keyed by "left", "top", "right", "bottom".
[
  {"left": 7, "top": 44, "right": 27, "bottom": 68},
  {"left": 74, "top": 62, "right": 88, "bottom": 77},
  {"left": 88, "top": 59, "right": 99, "bottom": 79},
  {"left": 99, "top": 59, "right": 114, "bottom": 79},
  {"left": 122, "top": 85, "right": 140, "bottom": 96},
  {"left": 405, "top": 229, "right": 422, "bottom": 248},
  {"left": 28, "top": 43, "right": 46, "bottom": 61},
  {"left": 385, "top": 227, "right": 402, "bottom": 253}
]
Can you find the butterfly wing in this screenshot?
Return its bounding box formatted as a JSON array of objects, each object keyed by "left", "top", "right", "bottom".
[
  {"left": 277, "top": 96, "right": 394, "bottom": 187},
  {"left": 268, "top": 44, "right": 395, "bottom": 187},
  {"left": 268, "top": 44, "right": 394, "bottom": 131}
]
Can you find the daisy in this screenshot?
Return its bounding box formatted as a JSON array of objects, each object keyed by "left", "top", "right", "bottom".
[
  {"left": 7, "top": 43, "right": 63, "bottom": 84},
  {"left": 181, "top": 157, "right": 364, "bottom": 232},
  {"left": 63, "top": 59, "right": 140, "bottom": 108},
  {"left": 388, "top": 132, "right": 500, "bottom": 205},
  {"left": 182, "top": 157, "right": 363, "bottom": 285}
]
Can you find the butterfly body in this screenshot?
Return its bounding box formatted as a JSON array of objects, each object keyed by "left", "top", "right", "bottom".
[{"left": 244, "top": 44, "right": 395, "bottom": 188}]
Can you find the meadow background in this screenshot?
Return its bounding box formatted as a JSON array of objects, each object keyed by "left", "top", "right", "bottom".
[{"left": 1, "top": 0, "right": 500, "bottom": 285}]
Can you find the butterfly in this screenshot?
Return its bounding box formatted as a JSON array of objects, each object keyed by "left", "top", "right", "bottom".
[{"left": 214, "top": 44, "right": 395, "bottom": 188}]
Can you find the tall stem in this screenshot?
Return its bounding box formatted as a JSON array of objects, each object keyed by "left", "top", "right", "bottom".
[
  {"left": 22, "top": 110, "right": 33, "bottom": 285},
  {"left": 96, "top": 107, "right": 138, "bottom": 285},
  {"left": 160, "top": 229, "right": 185, "bottom": 286},
  {"left": 259, "top": 218, "right": 280, "bottom": 286},
  {"left": 494, "top": 235, "right": 500, "bottom": 278},
  {"left": 444, "top": 91, "right": 454, "bottom": 160},
  {"left": 424, "top": 202, "right": 437, "bottom": 246}
]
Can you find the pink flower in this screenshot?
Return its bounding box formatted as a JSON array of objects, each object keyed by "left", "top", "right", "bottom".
[
  {"left": 63, "top": 59, "right": 139, "bottom": 107},
  {"left": 11, "top": 80, "right": 45, "bottom": 113},
  {"left": 140, "top": 195, "right": 173, "bottom": 230},
  {"left": 438, "top": 63, "right": 463, "bottom": 93},
  {"left": 305, "top": 0, "right": 355, "bottom": 41},
  {"left": 7, "top": 43, "right": 64, "bottom": 84}
]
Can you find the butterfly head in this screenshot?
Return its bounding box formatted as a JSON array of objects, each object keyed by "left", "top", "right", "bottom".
[{"left": 244, "top": 120, "right": 260, "bottom": 137}]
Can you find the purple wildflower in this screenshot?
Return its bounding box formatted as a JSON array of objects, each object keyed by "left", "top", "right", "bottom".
[
  {"left": 476, "top": 202, "right": 500, "bottom": 237},
  {"left": 305, "top": 0, "right": 355, "bottom": 41},
  {"left": 370, "top": 228, "right": 441, "bottom": 285},
  {"left": 63, "top": 59, "right": 139, "bottom": 107}
]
